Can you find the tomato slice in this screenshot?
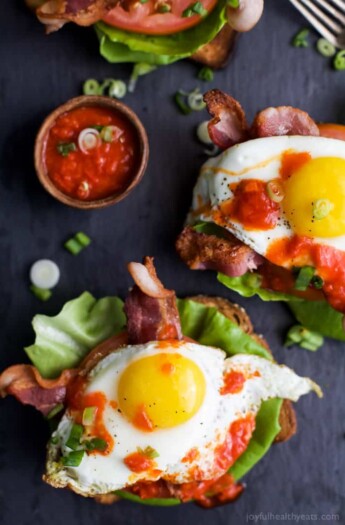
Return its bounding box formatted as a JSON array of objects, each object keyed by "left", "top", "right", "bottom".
[
  {"left": 318, "top": 123, "right": 345, "bottom": 142},
  {"left": 102, "top": 0, "right": 218, "bottom": 36}
]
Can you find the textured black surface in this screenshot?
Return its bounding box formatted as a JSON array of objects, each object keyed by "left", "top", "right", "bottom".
[{"left": 0, "top": 1, "right": 344, "bottom": 524}]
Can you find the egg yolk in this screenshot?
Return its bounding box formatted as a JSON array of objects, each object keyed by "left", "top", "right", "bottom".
[
  {"left": 118, "top": 353, "right": 206, "bottom": 430},
  {"left": 283, "top": 157, "right": 345, "bottom": 238}
]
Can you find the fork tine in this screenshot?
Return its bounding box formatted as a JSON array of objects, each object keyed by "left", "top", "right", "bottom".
[
  {"left": 315, "top": 0, "right": 345, "bottom": 24},
  {"left": 329, "top": 0, "right": 345, "bottom": 14},
  {"left": 301, "top": 0, "right": 342, "bottom": 32},
  {"left": 290, "top": 0, "right": 339, "bottom": 44}
]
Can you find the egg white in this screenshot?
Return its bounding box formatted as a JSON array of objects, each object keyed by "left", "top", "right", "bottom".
[
  {"left": 45, "top": 341, "right": 320, "bottom": 496},
  {"left": 189, "top": 136, "right": 345, "bottom": 263}
]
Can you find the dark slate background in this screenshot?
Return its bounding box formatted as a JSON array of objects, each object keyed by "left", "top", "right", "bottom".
[{"left": 0, "top": 0, "right": 344, "bottom": 523}]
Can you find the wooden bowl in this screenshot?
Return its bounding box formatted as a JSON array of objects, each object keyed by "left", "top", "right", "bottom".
[{"left": 34, "top": 96, "right": 149, "bottom": 209}]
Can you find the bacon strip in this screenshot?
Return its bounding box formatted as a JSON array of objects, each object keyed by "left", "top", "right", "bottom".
[
  {"left": 176, "top": 226, "right": 263, "bottom": 278},
  {"left": 36, "top": 0, "right": 118, "bottom": 33},
  {"left": 0, "top": 365, "right": 76, "bottom": 416},
  {"left": 125, "top": 257, "right": 182, "bottom": 344},
  {"left": 251, "top": 106, "right": 320, "bottom": 138},
  {"left": 204, "top": 90, "right": 249, "bottom": 150}
]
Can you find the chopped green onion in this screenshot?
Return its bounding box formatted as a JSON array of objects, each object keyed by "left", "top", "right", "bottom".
[
  {"left": 316, "top": 38, "right": 336, "bottom": 57},
  {"left": 50, "top": 434, "right": 59, "bottom": 445},
  {"left": 100, "top": 125, "right": 122, "bottom": 143},
  {"left": 311, "top": 275, "right": 324, "bottom": 289},
  {"left": 66, "top": 423, "right": 84, "bottom": 450},
  {"left": 85, "top": 438, "right": 108, "bottom": 452},
  {"left": 64, "top": 232, "right": 91, "bottom": 255},
  {"left": 62, "top": 450, "right": 85, "bottom": 467},
  {"left": 334, "top": 50, "right": 345, "bottom": 71},
  {"left": 140, "top": 0, "right": 149, "bottom": 3},
  {"left": 312, "top": 198, "right": 334, "bottom": 220},
  {"left": 285, "top": 325, "right": 324, "bottom": 351},
  {"left": 128, "top": 63, "right": 157, "bottom": 93},
  {"left": 75, "top": 232, "right": 92, "bottom": 247},
  {"left": 227, "top": 0, "right": 239, "bottom": 6},
  {"left": 92, "top": 125, "right": 104, "bottom": 132},
  {"left": 64, "top": 238, "right": 84, "bottom": 255},
  {"left": 266, "top": 180, "right": 284, "bottom": 203},
  {"left": 46, "top": 403, "right": 64, "bottom": 420},
  {"left": 174, "top": 92, "right": 192, "bottom": 115},
  {"left": 30, "top": 285, "right": 52, "bottom": 302},
  {"left": 83, "top": 79, "right": 101, "bottom": 96},
  {"left": 196, "top": 120, "right": 212, "bottom": 145},
  {"left": 82, "top": 406, "right": 97, "bottom": 426},
  {"left": 157, "top": 3, "right": 171, "bottom": 12},
  {"left": 244, "top": 272, "right": 263, "bottom": 290},
  {"left": 188, "top": 89, "right": 206, "bottom": 111},
  {"left": 182, "top": 1, "right": 207, "bottom": 17},
  {"left": 108, "top": 80, "right": 127, "bottom": 99},
  {"left": 294, "top": 266, "right": 315, "bottom": 291},
  {"left": 292, "top": 28, "right": 310, "bottom": 48},
  {"left": 57, "top": 142, "right": 77, "bottom": 157},
  {"left": 198, "top": 66, "right": 214, "bottom": 82},
  {"left": 138, "top": 446, "right": 160, "bottom": 459}
]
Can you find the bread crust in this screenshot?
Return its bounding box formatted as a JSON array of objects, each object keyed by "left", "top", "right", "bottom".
[
  {"left": 187, "top": 295, "right": 297, "bottom": 443},
  {"left": 191, "top": 25, "right": 237, "bottom": 69}
]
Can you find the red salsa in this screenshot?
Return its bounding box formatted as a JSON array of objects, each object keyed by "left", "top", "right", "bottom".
[{"left": 43, "top": 106, "right": 140, "bottom": 201}]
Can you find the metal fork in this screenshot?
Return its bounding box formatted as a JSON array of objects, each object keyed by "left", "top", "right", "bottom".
[{"left": 289, "top": 0, "right": 345, "bottom": 48}]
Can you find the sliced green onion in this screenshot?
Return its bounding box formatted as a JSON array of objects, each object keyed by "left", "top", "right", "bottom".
[
  {"left": 83, "top": 79, "right": 100, "bottom": 96},
  {"left": 46, "top": 403, "right": 64, "bottom": 420},
  {"left": 100, "top": 125, "right": 122, "bottom": 143},
  {"left": 311, "top": 275, "right": 324, "bottom": 289},
  {"left": 139, "top": 446, "right": 159, "bottom": 459},
  {"left": 334, "top": 50, "right": 345, "bottom": 71},
  {"left": 56, "top": 142, "right": 77, "bottom": 157},
  {"left": 244, "top": 272, "right": 263, "bottom": 290},
  {"left": 82, "top": 406, "right": 98, "bottom": 426},
  {"left": 157, "top": 3, "right": 171, "bottom": 12},
  {"left": 50, "top": 434, "right": 59, "bottom": 445},
  {"left": 292, "top": 28, "right": 309, "bottom": 48},
  {"left": 140, "top": 0, "right": 149, "bottom": 3},
  {"left": 30, "top": 285, "right": 52, "bottom": 302},
  {"left": 92, "top": 125, "right": 104, "bottom": 132},
  {"left": 30, "top": 259, "right": 60, "bottom": 290},
  {"left": 174, "top": 92, "right": 192, "bottom": 115},
  {"left": 266, "top": 180, "right": 285, "bottom": 203},
  {"left": 75, "top": 232, "right": 92, "bottom": 247},
  {"left": 62, "top": 450, "right": 85, "bottom": 467},
  {"left": 227, "top": 0, "right": 239, "bottom": 6},
  {"left": 128, "top": 63, "right": 157, "bottom": 93},
  {"left": 64, "top": 232, "right": 91, "bottom": 255},
  {"left": 85, "top": 438, "right": 108, "bottom": 452},
  {"left": 312, "top": 198, "right": 334, "bottom": 220},
  {"left": 198, "top": 66, "right": 214, "bottom": 82},
  {"left": 285, "top": 325, "right": 324, "bottom": 351},
  {"left": 182, "top": 1, "right": 207, "bottom": 17},
  {"left": 316, "top": 38, "right": 336, "bottom": 57},
  {"left": 108, "top": 80, "right": 127, "bottom": 99},
  {"left": 294, "top": 266, "right": 315, "bottom": 291},
  {"left": 64, "top": 238, "right": 83, "bottom": 255},
  {"left": 196, "top": 120, "right": 212, "bottom": 144},
  {"left": 66, "top": 423, "right": 84, "bottom": 450},
  {"left": 188, "top": 89, "right": 206, "bottom": 111},
  {"left": 78, "top": 128, "right": 101, "bottom": 154}
]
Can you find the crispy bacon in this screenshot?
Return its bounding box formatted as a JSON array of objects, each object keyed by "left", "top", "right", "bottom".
[
  {"left": 251, "top": 106, "right": 320, "bottom": 138},
  {"left": 204, "top": 90, "right": 249, "bottom": 150},
  {"left": 0, "top": 365, "right": 76, "bottom": 416},
  {"left": 204, "top": 90, "right": 319, "bottom": 149},
  {"left": 36, "top": 0, "right": 118, "bottom": 33},
  {"left": 125, "top": 257, "right": 182, "bottom": 344},
  {"left": 176, "top": 226, "right": 263, "bottom": 277}
]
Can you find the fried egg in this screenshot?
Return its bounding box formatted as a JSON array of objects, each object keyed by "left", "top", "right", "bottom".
[
  {"left": 190, "top": 136, "right": 345, "bottom": 268},
  {"left": 45, "top": 340, "right": 320, "bottom": 496}
]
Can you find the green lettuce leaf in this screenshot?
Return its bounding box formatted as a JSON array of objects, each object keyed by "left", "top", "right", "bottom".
[
  {"left": 95, "top": 0, "right": 227, "bottom": 65},
  {"left": 218, "top": 272, "right": 296, "bottom": 302},
  {"left": 25, "top": 292, "right": 126, "bottom": 378},
  {"left": 288, "top": 300, "right": 345, "bottom": 341}
]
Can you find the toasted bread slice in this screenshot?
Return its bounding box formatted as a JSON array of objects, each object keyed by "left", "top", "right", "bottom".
[
  {"left": 191, "top": 25, "right": 237, "bottom": 69},
  {"left": 187, "top": 295, "right": 297, "bottom": 443}
]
